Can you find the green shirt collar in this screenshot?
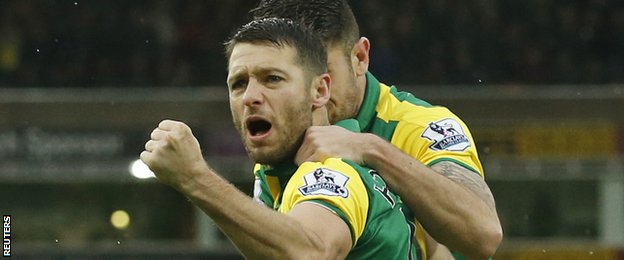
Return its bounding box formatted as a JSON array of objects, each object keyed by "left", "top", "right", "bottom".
[
  {"left": 334, "top": 119, "right": 361, "bottom": 133},
  {"left": 355, "top": 72, "right": 381, "bottom": 133}
]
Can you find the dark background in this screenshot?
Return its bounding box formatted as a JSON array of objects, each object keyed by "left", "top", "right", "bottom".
[{"left": 1, "top": 0, "right": 623, "bottom": 87}]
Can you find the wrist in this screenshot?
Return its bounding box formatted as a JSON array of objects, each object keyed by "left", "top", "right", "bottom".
[
  {"left": 176, "top": 161, "right": 212, "bottom": 194},
  {"left": 361, "top": 133, "right": 383, "bottom": 168}
]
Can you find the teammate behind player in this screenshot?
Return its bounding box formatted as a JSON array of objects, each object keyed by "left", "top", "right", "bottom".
[
  {"left": 142, "top": 18, "right": 423, "bottom": 259},
  {"left": 250, "top": 0, "right": 503, "bottom": 258}
]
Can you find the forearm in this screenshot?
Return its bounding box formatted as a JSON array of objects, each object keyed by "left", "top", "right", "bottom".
[
  {"left": 424, "top": 229, "right": 454, "bottom": 260},
  {"left": 176, "top": 165, "right": 326, "bottom": 259},
  {"left": 142, "top": 121, "right": 348, "bottom": 259},
  {"left": 363, "top": 134, "right": 502, "bottom": 259}
]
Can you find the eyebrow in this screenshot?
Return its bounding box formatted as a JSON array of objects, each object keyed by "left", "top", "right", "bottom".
[
  {"left": 227, "top": 67, "right": 247, "bottom": 86},
  {"left": 256, "top": 67, "right": 288, "bottom": 77},
  {"left": 227, "top": 66, "right": 288, "bottom": 85}
]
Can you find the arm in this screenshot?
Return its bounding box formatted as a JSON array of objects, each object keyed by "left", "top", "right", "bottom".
[
  {"left": 295, "top": 126, "right": 502, "bottom": 259},
  {"left": 141, "top": 120, "right": 351, "bottom": 259},
  {"left": 424, "top": 229, "right": 454, "bottom": 260},
  {"left": 366, "top": 140, "right": 502, "bottom": 259},
  {"left": 184, "top": 174, "right": 352, "bottom": 260}
]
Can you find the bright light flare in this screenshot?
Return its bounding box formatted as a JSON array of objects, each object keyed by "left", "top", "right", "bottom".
[
  {"left": 129, "top": 159, "right": 155, "bottom": 179},
  {"left": 110, "top": 210, "right": 130, "bottom": 230}
]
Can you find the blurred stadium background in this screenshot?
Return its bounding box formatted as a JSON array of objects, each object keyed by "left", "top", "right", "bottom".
[{"left": 1, "top": 0, "right": 623, "bottom": 259}]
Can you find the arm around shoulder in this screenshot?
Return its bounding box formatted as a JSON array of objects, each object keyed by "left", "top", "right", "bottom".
[{"left": 361, "top": 134, "right": 503, "bottom": 259}]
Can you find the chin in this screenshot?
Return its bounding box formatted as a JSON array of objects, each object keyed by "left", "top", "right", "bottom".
[
  {"left": 245, "top": 131, "right": 305, "bottom": 165},
  {"left": 252, "top": 154, "right": 283, "bottom": 166},
  {"left": 248, "top": 148, "right": 278, "bottom": 165},
  {"left": 249, "top": 147, "right": 295, "bottom": 166}
]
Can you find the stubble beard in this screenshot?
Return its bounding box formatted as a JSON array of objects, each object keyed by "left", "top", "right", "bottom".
[
  {"left": 237, "top": 101, "right": 312, "bottom": 166},
  {"left": 330, "top": 76, "right": 359, "bottom": 123}
]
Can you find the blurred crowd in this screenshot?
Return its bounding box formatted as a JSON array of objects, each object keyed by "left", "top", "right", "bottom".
[{"left": 0, "top": 0, "right": 623, "bottom": 87}]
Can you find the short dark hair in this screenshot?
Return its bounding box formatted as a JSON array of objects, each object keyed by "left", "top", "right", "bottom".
[
  {"left": 250, "top": 0, "right": 359, "bottom": 53},
  {"left": 224, "top": 18, "right": 327, "bottom": 79}
]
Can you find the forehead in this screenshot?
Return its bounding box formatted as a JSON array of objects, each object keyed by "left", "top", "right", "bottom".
[{"left": 228, "top": 42, "right": 299, "bottom": 75}]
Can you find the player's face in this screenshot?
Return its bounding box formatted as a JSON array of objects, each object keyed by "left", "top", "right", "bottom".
[
  {"left": 227, "top": 43, "right": 313, "bottom": 165},
  {"left": 325, "top": 44, "right": 360, "bottom": 123}
]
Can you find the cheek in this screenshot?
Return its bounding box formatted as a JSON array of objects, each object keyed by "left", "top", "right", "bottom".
[
  {"left": 329, "top": 79, "right": 348, "bottom": 103},
  {"left": 328, "top": 70, "right": 349, "bottom": 94},
  {"left": 229, "top": 105, "right": 244, "bottom": 127},
  {"left": 280, "top": 93, "right": 309, "bottom": 118}
]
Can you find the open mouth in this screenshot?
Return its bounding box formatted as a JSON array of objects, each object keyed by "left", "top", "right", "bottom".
[{"left": 246, "top": 117, "right": 272, "bottom": 137}]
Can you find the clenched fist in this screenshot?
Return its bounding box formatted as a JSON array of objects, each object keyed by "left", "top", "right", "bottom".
[{"left": 140, "top": 120, "right": 208, "bottom": 190}]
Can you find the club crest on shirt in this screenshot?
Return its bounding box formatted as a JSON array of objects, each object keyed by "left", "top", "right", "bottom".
[
  {"left": 298, "top": 168, "right": 349, "bottom": 198},
  {"left": 421, "top": 118, "right": 470, "bottom": 151}
]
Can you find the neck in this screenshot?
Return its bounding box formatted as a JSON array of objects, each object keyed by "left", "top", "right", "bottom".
[
  {"left": 263, "top": 108, "right": 326, "bottom": 169},
  {"left": 312, "top": 106, "right": 330, "bottom": 126},
  {"left": 353, "top": 72, "right": 367, "bottom": 117}
]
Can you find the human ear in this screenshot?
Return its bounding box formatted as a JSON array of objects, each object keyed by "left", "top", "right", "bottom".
[
  {"left": 311, "top": 73, "right": 331, "bottom": 109},
  {"left": 352, "top": 37, "right": 370, "bottom": 76}
]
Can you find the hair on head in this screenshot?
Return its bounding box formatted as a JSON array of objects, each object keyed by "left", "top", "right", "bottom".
[
  {"left": 250, "top": 0, "right": 359, "bottom": 52},
  {"left": 224, "top": 17, "right": 327, "bottom": 78}
]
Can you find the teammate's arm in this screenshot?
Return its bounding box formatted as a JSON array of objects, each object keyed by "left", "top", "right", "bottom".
[
  {"left": 141, "top": 120, "right": 351, "bottom": 259},
  {"left": 295, "top": 125, "right": 502, "bottom": 259},
  {"left": 424, "top": 229, "right": 454, "bottom": 260}
]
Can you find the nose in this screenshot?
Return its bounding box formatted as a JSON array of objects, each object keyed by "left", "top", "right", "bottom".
[{"left": 242, "top": 78, "right": 263, "bottom": 107}]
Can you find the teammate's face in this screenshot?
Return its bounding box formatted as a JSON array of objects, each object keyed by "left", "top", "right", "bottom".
[
  {"left": 227, "top": 43, "right": 313, "bottom": 165},
  {"left": 325, "top": 44, "right": 360, "bottom": 123}
]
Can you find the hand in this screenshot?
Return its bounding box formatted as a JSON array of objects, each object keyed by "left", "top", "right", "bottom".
[
  {"left": 140, "top": 120, "right": 207, "bottom": 190},
  {"left": 295, "top": 125, "right": 367, "bottom": 165}
]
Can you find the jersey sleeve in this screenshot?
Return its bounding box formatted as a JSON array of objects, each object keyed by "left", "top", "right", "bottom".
[
  {"left": 278, "top": 158, "right": 369, "bottom": 245},
  {"left": 394, "top": 108, "right": 485, "bottom": 177}
]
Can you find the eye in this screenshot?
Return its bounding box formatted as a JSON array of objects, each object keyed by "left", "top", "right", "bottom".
[
  {"left": 266, "top": 75, "right": 284, "bottom": 83},
  {"left": 230, "top": 79, "right": 248, "bottom": 91}
]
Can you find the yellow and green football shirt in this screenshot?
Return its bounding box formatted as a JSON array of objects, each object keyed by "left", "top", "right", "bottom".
[
  {"left": 357, "top": 72, "right": 483, "bottom": 177},
  {"left": 355, "top": 72, "right": 485, "bottom": 259},
  {"left": 253, "top": 154, "right": 422, "bottom": 259},
  {"left": 252, "top": 72, "right": 485, "bottom": 259}
]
